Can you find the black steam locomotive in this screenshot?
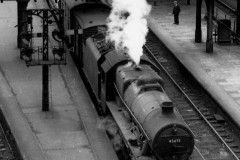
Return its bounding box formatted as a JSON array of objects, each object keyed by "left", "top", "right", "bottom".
[
  {"left": 80, "top": 32, "right": 194, "bottom": 160},
  {"left": 49, "top": 1, "right": 195, "bottom": 159}
]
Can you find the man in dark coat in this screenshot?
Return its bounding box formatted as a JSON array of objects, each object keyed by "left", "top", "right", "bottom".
[{"left": 172, "top": 1, "right": 181, "bottom": 24}]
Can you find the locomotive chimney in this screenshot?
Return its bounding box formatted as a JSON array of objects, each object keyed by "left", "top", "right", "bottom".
[{"left": 161, "top": 102, "right": 174, "bottom": 112}]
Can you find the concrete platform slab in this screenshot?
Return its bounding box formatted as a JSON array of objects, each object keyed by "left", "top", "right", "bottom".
[
  {"left": 37, "top": 131, "right": 89, "bottom": 150},
  {"left": 0, "top": 0, "right": 118, "bottom": 160}
]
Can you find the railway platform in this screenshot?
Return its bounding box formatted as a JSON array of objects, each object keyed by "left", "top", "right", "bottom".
[
  {"left": 0, "top": 0, "right": 118, "bottom": 160},
  {"left": 148, "top": 0, "right": 240, "bottom": 129}
]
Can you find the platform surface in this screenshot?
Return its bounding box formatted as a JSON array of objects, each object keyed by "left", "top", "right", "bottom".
[{"left": 0, "top": 1, "right": 118, "bottom": 160}]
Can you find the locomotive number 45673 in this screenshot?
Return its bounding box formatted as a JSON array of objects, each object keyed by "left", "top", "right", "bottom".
[{"left": 169, "top": 139, "right": 181, "bottom": 143}]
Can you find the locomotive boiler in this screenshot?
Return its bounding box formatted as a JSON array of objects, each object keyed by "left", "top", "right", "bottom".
[{"left": 48, "top": 1, "right": 195, "bottom": 159}]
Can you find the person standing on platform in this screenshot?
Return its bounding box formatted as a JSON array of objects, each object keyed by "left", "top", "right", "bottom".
[{"left": 172, "top": 1, "right": 181, "bottom": 25}]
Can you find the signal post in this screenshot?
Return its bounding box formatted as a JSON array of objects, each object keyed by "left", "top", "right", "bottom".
[{"left": 19, "top": 9, "right": 66, "bottom": 111}]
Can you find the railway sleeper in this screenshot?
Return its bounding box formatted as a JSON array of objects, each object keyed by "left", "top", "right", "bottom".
[
  {"left": 180, "top": 110, "right": 195, "bottom": 115},
  {"left": 174, "top": 80, "right": 184, "bottom": 84},
  {"left": 211, "top": 123, "right": 222, "bottom": 127},
  {"left": 199, "top": 108, "right": 210, "bottom": 112},
  {"left": 184, "top": 93, "right": 198, "bottom": 97},
  {"left": 206, "top": 158, "right": 230, "bottom": 160},
  {"left": 167, "top": 70, "right": 178, "bottom": 75},
  {"left": 165, "top": 90, "right": 177, "bottom": 94},
  {"left": 148, "top": 48, "right": 157, "bottom": 52},
  {"left": 150, "top": 50, "right": 158, "bottom": 54},
  {"left": 198, "top": 145, "right": 223, "bottom": 149},
  {"left": 208, "top": 120, "right": 218, "bottom": 123},
  {"left": 224, "top": 137, "right": 234, "bottom": 143},
  {"left": 197, "top": 106, "right": 210, "bottom": 111},
  {"left": 173, "top": 97, "right": 186, "bottom": 101},
  {"left": 236, "top": 152, "right": 240, "bottom": 156},
  {"left": 193, "top": 105, "right": 206, "bottom": 110},
  {"left": 145, "top": 44, "right": 154, "bottom": 48},
  {"left": 218, "top": 132, "right": 229, "bottom": 137},
  {"left": 193, "top": 99, "right": 205, "bottom": 104},
  {"left": 180, "top": 109, "right": 194, "bottom": 113},
  {"left": 183, "top": 117, "right": 201, "bottom": 121},
  {"left": 228, "top": 142, "right": 240, "bottom": 148},
  {"left": 205, "top": 115, "right": 214, "bottom": 120},
  {"left": 163, "top": 85, "right": 174, "bottom": 90},
  {"left": 174, "top": 101, "right": 189, "bottom": 106},
  {"left": 189, "top": 99, "right": 204, "bottom": 103},
  {"left": 202, "top": 112, "right": 214, "bottom": 116},
  {"left": 215, "top": 128, "right": 225, "bottom": 132},
  {"left": 232, "top": 148, "right": 240, "bottom": 153},
  {"left": 198, "top": 138, "right": 219, "bottom": 144},
  {"left": 181, "top": 112, "right": 197, "bottom": 116},
  {"left": 158, "top": 58, "right": 168, "bottom": 63}
]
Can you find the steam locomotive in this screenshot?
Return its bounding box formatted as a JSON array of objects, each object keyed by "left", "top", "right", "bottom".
[{"left": 48, "top": 0, "right": 195, "bottom": 159}]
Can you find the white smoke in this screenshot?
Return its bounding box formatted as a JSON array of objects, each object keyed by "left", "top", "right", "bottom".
[{"left": 106, "top": 0, "right": 151, "bottom": 65}]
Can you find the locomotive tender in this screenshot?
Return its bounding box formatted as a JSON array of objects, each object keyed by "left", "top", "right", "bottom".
[{"left": 49, "top": 0, "right": 195, "bottom": 159}]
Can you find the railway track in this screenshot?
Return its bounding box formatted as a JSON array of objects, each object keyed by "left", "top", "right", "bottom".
[
  {"left": 0, "top": 111, "right": 20, "bottom": 160},
  {"left": 213, "top": 0, "right": 239, "bottom": 41},
  {"left": 144, "top": 31, "right": 240, "bottom": 160}
]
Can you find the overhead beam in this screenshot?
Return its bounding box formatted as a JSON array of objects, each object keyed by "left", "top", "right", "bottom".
[{"left": 195, "top": 0, "right": 203, "bottom": 43}]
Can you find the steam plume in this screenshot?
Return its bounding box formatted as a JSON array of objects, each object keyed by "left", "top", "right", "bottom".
[{"left": 106, "top": 0, "right": 151, "bottom": 65}]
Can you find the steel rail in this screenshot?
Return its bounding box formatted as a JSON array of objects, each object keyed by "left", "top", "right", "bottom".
[{"left": 144, "top": 43, "right": 240, "bottom": 160}]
